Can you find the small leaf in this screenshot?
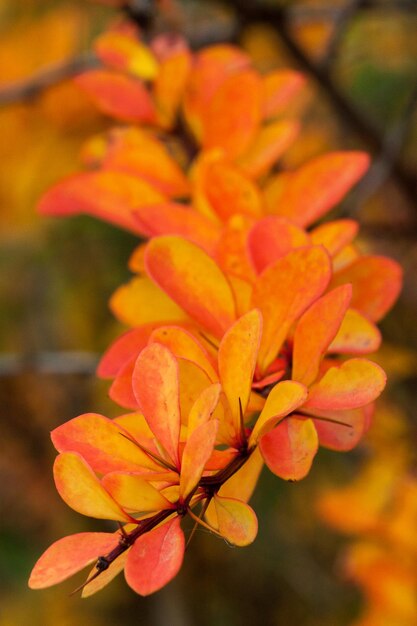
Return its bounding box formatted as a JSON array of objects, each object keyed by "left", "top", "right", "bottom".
[
  {"left": 252, "top": 246, "right": 331, "bottom": 373},
  {"left": 29, "top": 533, "right": 116, "bottom": 589},
  {"left": 250, "top": 380, "right": 308, "bottom": 444},
  {"left": 179, "top": 419, "right": 218, "bottom": 499},
  {"left": 328, "top": 309, "right": 381, "bottom": 354},
  {"left": 248, "top": 216, "right": 310, "bottom": 273},
  {"left": 213, "top": 496, "right": 258, "bottom": 547},
  {"left": 259, "top": 416, "right": 319, "bottom": 481},
  {"left": 304, "top": 359, "right": 386, "bottom": 411},
  {"left": 292, "top": 285, "right": 352, "bottom": 386},
  {"left": 75, "top": 70, "right": 156, "bottom": 123},
  {"left": 145, "top": 236, "right": 236, "bottom": 339},
  {"left": 133, "top": 344, "right": 181, "bottom": 468},
  {"left": 102, "top": 473, "right": 173, "bottom": 512},
  {"left": 330, "top": 255, "right": 403, "bottom": 322},
  {"left": 125, "top": 517, "right": 185, "bottom": 595},
  {"left": 218, "top": 310, "right": 262, "bottom": 433},
  {"left": 54, "top": 452, "right": 131, "bottom": 522}
]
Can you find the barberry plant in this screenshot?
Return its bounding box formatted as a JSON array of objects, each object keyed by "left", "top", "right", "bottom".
[{"left": 29, "top": 23, "right": 402, "bottom": 598}]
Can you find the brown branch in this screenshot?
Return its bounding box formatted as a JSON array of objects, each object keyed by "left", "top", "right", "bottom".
[
  {"left": 0, "top": 54, "right": 99, "bottom": 106},
  {"left": 319, "top": 0, "right": 364, "bottom": 70}
]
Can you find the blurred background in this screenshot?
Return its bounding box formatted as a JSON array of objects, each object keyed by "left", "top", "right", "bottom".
[{"left": 0, "top": 1, "right": 416, "bottom": 624}]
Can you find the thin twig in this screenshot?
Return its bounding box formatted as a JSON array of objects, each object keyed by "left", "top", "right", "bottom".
[
  {"left": 0, "top": 54, "right": 99, "bottom": 107},
  {"left": 319, "top": 0, "right": 364, "bottom": 70}
]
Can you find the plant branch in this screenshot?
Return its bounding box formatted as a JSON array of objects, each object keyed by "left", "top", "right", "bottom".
[{"left": 0, "top": 54, "right": 99, "bottom": 107}]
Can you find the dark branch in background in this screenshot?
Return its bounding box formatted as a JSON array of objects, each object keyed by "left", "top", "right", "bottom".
[
  {"left": 0, "top": 54, "right": 98, "bottom": 106},
  {"left": 318, "top": 0, "right": 364, "bottom": 70},
  {"left": 0, "top": 351, "right": 98, "bottom": 376},
  {"left": 227, "top": 0, "right": 417, "bottom": 210}
]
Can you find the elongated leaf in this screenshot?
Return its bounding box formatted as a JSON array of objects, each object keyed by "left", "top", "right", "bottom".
[
  {"left": 304, "top": 359, "right": 386, "bottom": 411},
  {"left": 29, "top": 532, "right": 117, "bottom": 589},
  {"left": 133, "top": 344, "right": 181, "bottom": 468},
  {"left": 252, "top": 246, "right": 331, "bottom": 373},
  {"left": 100, "top": 127, "right": 190, "bottom": 197},
  {"left": 95, "top": 32, "right": 159, "bottom": 79},
  {"left": 330, "top": 255, "right": 403, "bottom": 322},
  {"left": 125, "top": 517, "right": 185, "bottom": 595},
  {"left": 200, "top": 159, "right": 263, "bottom": 220},
  {"left": 149, "top": 326, "right": 217, "bottom": 381},
  {"left": 187, "top": 383, "right": 222, "bottom": 435},
  {"left": 75, "top": 70, "right": 156, "bottom": 123},
  {"left": 145, "top": 236, "right": 236, "bottom": 338},
  {"left": 292, "top": 285, "right": 352, "bottom": 386},
  {"left": 54, "top": 452, "right": 131, "bottom": 521},
  {"left": 259, "top": 416, "right": 319, "bottom": 481},
  {"left": 102, "top": 473, "right": 173, "bottom": 512},
  {"left": 248, "top": 216, "right": 310, "bottom": 273},
  {"left": 264, "top": 151, "right": 370, "bottom": 226},
  {"left": 262, "top": 69, "right": 305, "bottom": 119},
  {"left": 179, "top": 419, "right": 218, "bottom": 499},
  {"left": 218, "top": 310, "right": 262, "bottom": 433},
  {"left": 38, "top": 170, "right": 164, "bottom": 233},
  {"left": 134, "top": 203, "right": 219, "bottom": 254},
  {"left": 51, "top": 413, "right": 159, "bottom": 473},
  {"left": 202, "top": 70, "right": 262, "bottom": 160},
  {"left": 250, "top": 380, "right": 308, "bottom": 444},
  {"left": 310, "top": 219, "right": 358, "bottom": 256},
  {"left": 110, "top": 275, "right": 187, "bottom": 327},
  {"left": 328, "top": 309, "right": 381, "bottom": 354},
  {"left": 238, "top": 119, "right": 299, "bottom": 179},
  {"left": 154, "top": 49, "right": 192, "bottom": 128},
  {"left": 97, "top": 324, "right": 160, "bottom": 378}
]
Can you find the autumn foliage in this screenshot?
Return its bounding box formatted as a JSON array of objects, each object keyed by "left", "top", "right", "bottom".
[{"left": 29, "top": 23, "right": 402, "bottom": 599}]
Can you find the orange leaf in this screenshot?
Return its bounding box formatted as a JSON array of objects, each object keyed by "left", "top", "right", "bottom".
[
  {"left": 187, "top": 383, "right": 222, "bottom": 435},
  {"left": 238, "top": 119, "right": 299, "bottom": 179},
  {"left": 304, "top": 358, "right": 386, "bottom": 411},
  {"left": 110, "top": 275, "right": 188, "bottom": 328},
  {"left": 310, "top": 219, "right": 358, "bottom": 256},
  {"left": 95, "top": 32, "right": 159, "bottom": 79},
  {"left": 145, "top": 236, "right": 236, "bottom": 339},
  {"left": 179, "top": 419, "right": 218, "bottom": 499},
  {"left": 134, "top": 202, "right": 219, "bottom": 254},
  {"left": 183, "top": 44, "right": 250, "bottom": 140},
  {"left": 132, "top": 344, "right": 181, "bottom": 468},
  {"left": 215, "top": 215, "right": 257, "bottom": 281},
  {"left": 97, "top": 324, "right": 161, "bottom": 379},
  {"left": 218, "top": 310, "right": 262, "bottom": 433},
  {"left": 100, "top": 127, "right": 190, "bottom": 197},
  {"left": 149, "top": 326, "right": 217, "bottom": 381},
  {"left": 102, "top": 473, "right": 173, "bottom": 512},
  {"left": 53, "top": 452, "right": 132, "bottom": 522},
  {"left": 262, "top": 69, "right": 306, "bottom": 119},
  {"left": 153, "top": 49, "right": 192, "bottom": 128},
  {"left": 250, "top": 380, "right": 308, "bottom": 444},
  {"left": 125, "top": 517, "right": 184, "bottom": 595},
  {"left": 202, "top": 70, "right": 262, "bottom": 160},
  {"left": 29, "top": 532, "right": 117, "bottom": 589},
  {"left": 311, "top": 406, "right": 372, "bottom": 451},
  {"left": 328, "top": 308, "right": 382, "bottom": 354},
  {"left": 75, "top": 70, "right": 156, "bottom": 123},
  {"left": 292, "top": 285, "right": 352, "bottom": 386},
  {"left": 199, "top": 159, "right": 263, "bottom": 221},
  {"left": 252, "top": 246, "right": 331, "bottom": 373},
  {"left": 264, "top": 151, "right": 370, "bottom": 226},
  {"left": 259, "top": 416, "right": 318, "bottom": 481},
  {"left": 330, "top": 255, "right": 403, "bottom": 322},
  {"left": 51, "top": 413, "right": 159, "bottom": 473},
  {"left": 38, "top": 170, "right": 164, "bottom": 233},
  {"left": 212, "top": 496, "right": 258, "bottom": 546},
  {"left": 248, "top": 216, "right": 310, "bottom": 273},
  {"left": 109, "top": 358, "right": 138, "bottom": 409}
]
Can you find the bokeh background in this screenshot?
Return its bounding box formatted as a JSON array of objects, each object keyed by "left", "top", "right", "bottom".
[{"left": 1, "top": 1, "right": 416, "bottom": 624}]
